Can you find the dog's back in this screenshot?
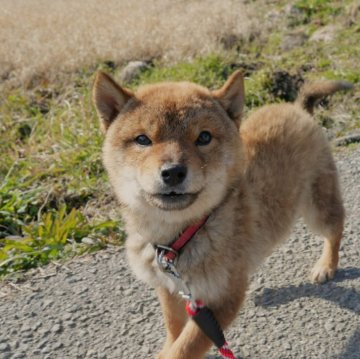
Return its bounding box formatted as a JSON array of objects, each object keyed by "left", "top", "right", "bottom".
[{"left": 240, "top": 80, "right": 350, "bottom": 280}]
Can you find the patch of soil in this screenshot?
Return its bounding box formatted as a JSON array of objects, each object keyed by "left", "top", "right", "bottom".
[{"left": 268, "top": 70, "right": 304, "bottom": 102}]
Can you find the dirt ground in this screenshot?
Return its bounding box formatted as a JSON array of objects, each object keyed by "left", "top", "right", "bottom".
[{"left": 1, "top": 146, "right": 359, "bottom": 359}]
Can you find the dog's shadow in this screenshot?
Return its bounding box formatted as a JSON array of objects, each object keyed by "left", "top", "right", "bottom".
[
  {"left": 254, "top": 267, "right": 360, "bottom": 313},
  {"left": 253, "top": 267, "right": 360, "bottom": 359},
  {"left": 207, "top": 267, "right": 360, "bottom": 359}
]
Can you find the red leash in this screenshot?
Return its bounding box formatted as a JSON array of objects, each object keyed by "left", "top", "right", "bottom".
[
  {"left": 155, "top": 216, "right": 237, "bottom": 359},
  {"left": 185, "top": 300, "right": 236, "bottom": 359},
  {"left": 162, "top": 215, "right": 208, "bottom": 261}
]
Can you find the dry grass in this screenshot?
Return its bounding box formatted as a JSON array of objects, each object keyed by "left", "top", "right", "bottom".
[
  {"left": 0, "top": 0, "right": 258, "bottom": 87},
  {"left": 1, "top": 0, "right": 358, "bottom": 277}
]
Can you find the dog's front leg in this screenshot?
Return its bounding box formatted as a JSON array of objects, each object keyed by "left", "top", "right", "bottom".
[
  {"left": 156, "top": 287, "right": 188, "bottom": 359},
  {"left": 157, "top": 317, "right": 211, "bottom": 359},
  {"left": 162, "top": 291, "right": 246, "bottom": 359}
]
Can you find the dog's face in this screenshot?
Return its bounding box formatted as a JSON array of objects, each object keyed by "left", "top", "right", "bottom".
[{"left": 93, "top": 71, "right": 244, "bottom": 222}]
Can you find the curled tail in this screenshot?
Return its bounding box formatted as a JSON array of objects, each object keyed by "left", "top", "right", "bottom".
[{"left": 296, "top": 80, "right": 353, "bottom": 115}]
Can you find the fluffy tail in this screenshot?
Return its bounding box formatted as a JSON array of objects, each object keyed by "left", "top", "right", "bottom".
[{"left": 296, "top": 80, "right": 353, "bottom": 114}]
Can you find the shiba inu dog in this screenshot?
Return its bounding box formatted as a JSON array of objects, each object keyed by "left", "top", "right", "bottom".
[{"left": 92, "top": 70, "right": 351, "bottom": 359}]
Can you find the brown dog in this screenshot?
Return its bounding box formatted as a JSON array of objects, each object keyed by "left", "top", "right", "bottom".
[{"left": 93, "top": 70, "right": 350, "bottom": 359}]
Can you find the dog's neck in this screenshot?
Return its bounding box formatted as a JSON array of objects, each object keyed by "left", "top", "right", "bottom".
[
  {"left": 122, "top": 181, "right": 243, "bottom": 250},
  {"left": 123, "top": 205, "right": 209, "bottom": 248}
]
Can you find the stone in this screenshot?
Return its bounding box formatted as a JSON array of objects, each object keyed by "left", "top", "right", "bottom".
[
  {"left": 51, "top": 324, "right": 62, "bottom": 334},
  {"left": 12, "top": 353, "right": 27, "bottom": 359},
  {"left": 53, "top": 342, "right": 64, "bottom": 350},
  {"left": 82, "top": 237, "right": 96, "bottom": 245},
  {"left": 42, "top": 299, "right": 54, "bottom": 309},
  {"left": 0, "top": 343, "right": 10, "bottom": 352},
  {"left": 281, "top": 32, "right": 308, "bottom": 51},
  {"left": 310, "top": 25, "right": 337, "bottom": 42},
  {"left": 119, "top": 61, "right": 150, "bottom": 83},
  {"left": 63, "top": 312, "right": 73, "bottom": 321}
]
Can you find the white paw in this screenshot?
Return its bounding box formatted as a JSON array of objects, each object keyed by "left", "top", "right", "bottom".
[{"left": 310, "top": 260, "right": 336, "bottom": 284}]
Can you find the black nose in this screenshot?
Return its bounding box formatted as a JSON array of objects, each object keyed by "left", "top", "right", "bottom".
[{"left": 161, "top": 165, "right": 187, "bottom": 186}]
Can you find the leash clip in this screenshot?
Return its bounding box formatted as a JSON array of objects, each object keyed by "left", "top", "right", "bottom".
[
  {"left": 155, "top": 245, "right": 193, "bottom": 301},
  {"left": 155, "top": 245, "right": 180, "bottom": 278}
]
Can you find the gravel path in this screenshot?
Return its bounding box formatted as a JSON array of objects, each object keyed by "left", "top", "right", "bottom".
[{"left": 1, "top": 145, "right": 359, "bottom": 359}]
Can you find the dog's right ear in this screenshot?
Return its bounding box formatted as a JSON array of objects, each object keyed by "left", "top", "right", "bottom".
[
  {"left": 92, "top": 71, "right": 133, "bottom": 132},
  {"left": 212, "top": 70, "right": 245, "bottom": 127}
]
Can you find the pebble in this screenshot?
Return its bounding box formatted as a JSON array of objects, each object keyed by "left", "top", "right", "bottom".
[
  {"left": 41, "top": 346, "right": 51, "bottom": 354},
  {"left": 51, "top": 324, "right": 62, "bottom": 334},
  {"left": 0, "top": 343, "right": 10, "bottom": 352},
  {"left": 22, "top": 331, "right": 33, "bottom": 338},
  {"left": 325, "top": 320, "right": 335, "bottom": 332},
  {"left": 32, "top": 321, "right": 42, "bottom": 331},
  {"left": 281, "top": 32, "right": 308, "bottom": 51},
  {"left": 12, "top": 353, "right": 27, "bottom": 359},
  {"left": 119, "top": 61, "right": 150, "bottom": 83},
  {"left": 310, "top": 25, "right": 338, "bottom": 42},
  {"left": 63, "top": 312, "right": 73, "bottom": 321},
  {"left": 20, "top": 324, "right": 32, "bottom": 333},
  {"left": 10, "top": 340, "right": 19, "bottom": 350},
  {"left": 38, "top": 328, "right": 50, "bottom": 338},
  {"left": 53, "top": 342, "right": 64, "bottom": 350},
  {"left": 42, "top": 299, "right": 54, "bottom": 309},
  {"left": 37, "top": 339, "right": 48, "bottom": 349}
]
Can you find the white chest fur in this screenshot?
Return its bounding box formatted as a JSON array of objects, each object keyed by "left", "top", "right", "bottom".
[{"left": 124, "top": 194, "right": 242, "bottom": 305}]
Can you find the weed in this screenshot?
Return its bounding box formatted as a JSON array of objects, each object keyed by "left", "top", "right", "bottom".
[
  {"left": 133, "top": 55, "right": 233, "bottom": 89},
  {"left": 289, "top": 0, "right": 343, "bottom": 27},
  {"left": 0, "top": 205, "right": 122, "bottom": 276}
]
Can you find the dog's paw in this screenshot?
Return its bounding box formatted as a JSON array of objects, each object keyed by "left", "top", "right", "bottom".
[{"left": 310, "top": 260, "right": 336, "bottom": 284}]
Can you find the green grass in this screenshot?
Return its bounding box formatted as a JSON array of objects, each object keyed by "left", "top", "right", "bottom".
[
  {"left": 0, "top": 204, "right": 120, "bottom": 277},
  {"left": 0, "top": 72, "right": 126, "bottom": 277},
  {"left": 1, "top": 0, "right": 359, "bottom": 279},
  {"left": 133, "top": 55, "right": 233, "bottom": 89},
  {"left": 288, "top": 0, "right": 344, "bottom": 27}
]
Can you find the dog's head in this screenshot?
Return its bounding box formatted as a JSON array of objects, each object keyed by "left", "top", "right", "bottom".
[{"left": 93, "top": 71, "right": 244, "bottom": 223}]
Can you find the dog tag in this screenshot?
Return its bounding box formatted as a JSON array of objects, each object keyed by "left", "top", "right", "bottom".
[{"left": 192, "top": 306, "right": 226, "bottom": 349}]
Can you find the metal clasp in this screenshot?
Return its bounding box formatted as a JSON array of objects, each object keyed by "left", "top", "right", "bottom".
[
  {"left": 155, "top": 245, "right": 180, "bottom": 278},
  {"left": 155, "top": 245, "right": 193, "bottom": 302}
]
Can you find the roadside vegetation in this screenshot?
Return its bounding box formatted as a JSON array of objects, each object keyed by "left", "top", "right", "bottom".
[{"left": 1, "top": 0, "right": 359, "bottom": 278}]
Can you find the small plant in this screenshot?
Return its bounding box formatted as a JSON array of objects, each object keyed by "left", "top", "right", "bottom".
[
  {"left": 134, "top": 55, "right": 233, "bottom": 89},
  {"left": 0, "top": 205, "right": 122, "bottom": 277},
  {"left": 289, "top": 0, "right": 342, "bottom": 27}
]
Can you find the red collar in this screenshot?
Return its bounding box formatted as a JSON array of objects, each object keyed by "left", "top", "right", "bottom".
[{"left": 155, "top": 215, "right": 209, "bottom": 263}]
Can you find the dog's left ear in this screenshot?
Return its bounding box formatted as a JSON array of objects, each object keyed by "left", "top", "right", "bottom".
[{"left": 212, "top": 70, "right": 244, "bottom": 127}]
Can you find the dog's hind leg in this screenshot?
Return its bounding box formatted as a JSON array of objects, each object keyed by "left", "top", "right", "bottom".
[{"left": 302, "top": 160, "right": 345, "bottom": 284}]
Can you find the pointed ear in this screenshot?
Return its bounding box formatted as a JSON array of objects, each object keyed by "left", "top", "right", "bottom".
[
  {"left": 212, "top": 70, "right": 245, "bottom": 127},
  {"left": 92, "top": 71, "right": 134, "bottom": 132}
]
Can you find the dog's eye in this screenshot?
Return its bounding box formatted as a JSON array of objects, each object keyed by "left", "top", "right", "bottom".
[
  {"left": 135, "top": 135, "right": 152, "bottom": 146},
  {"left": 196, "top": 131, "right": 212, "bottom": 146}
]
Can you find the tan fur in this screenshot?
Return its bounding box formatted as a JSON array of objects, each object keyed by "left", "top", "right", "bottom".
[
  {"left": 92, "top": 70, "right": 350, "bottom": 358},
  {"left": 296, "top": 80, "right": 353, "bottom": 114}
]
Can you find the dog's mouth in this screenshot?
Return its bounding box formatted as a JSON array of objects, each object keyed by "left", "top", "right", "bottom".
[{"left": 143, "top": 190, "right": 199, "bottom": 210}]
